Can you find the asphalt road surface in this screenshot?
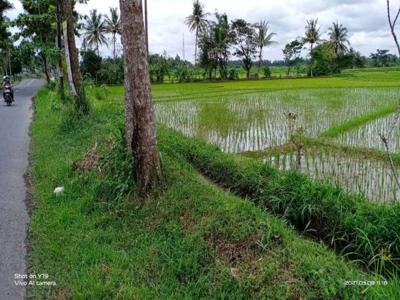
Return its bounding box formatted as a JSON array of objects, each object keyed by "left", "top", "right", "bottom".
[{"left": 0, "top": 79, "right": 44, "bottom": 300}]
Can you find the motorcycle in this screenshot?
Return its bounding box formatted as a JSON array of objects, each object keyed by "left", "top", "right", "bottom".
[{"left": 3, "top": 84, "right": 13, "bottom": 106}]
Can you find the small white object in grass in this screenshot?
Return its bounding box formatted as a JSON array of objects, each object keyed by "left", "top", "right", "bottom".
[{"left": 54, "top": 187, "right": 65, "bottom": 196}]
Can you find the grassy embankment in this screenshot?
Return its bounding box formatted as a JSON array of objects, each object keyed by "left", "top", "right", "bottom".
[{"left": 29, "top": 87, "right": 398, "bottom": 299}]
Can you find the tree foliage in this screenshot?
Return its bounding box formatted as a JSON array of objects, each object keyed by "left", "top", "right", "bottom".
[
  {"left": 231, "top": 19, "right": 257, "bottom": 79},
  {"left": 283, "top": 40, "right": 303, "bottom": 75},
  {"left": 82, "top": 9, "right": 108, "bottom": 55},
  {"left": 328, "top": 22, "right": 350, "bottom": 56},
  {"left": 254, "top": 20, "right": 276, "bottom": 74},
  {"left": 185, "top": 0, "right": 209, "bottom": 63}
]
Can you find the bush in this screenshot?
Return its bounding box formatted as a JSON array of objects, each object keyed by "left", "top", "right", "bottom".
[
  {"left": 98, "top": 58, "right": 124, "bottom": 85},
  {"left": 228, "top": 68, "right": 239, "bottom": 80},
  {"left": 174, "top": 64, "right": 193, "bottom": 83},
  {"left": 263, "top": 66, "right": 272, "bottom": 78},
  {"left": 160, "top": 129, "right": 400, "bottom": 276},
  {"left": 81, "top": 50, "right": 103, "bottom": 83},
  {"left": 310, "top": 43, "right": 339, "bottom": 76},
  {"left": 93, "top": 86, "right": 110, "bottom": 101}
]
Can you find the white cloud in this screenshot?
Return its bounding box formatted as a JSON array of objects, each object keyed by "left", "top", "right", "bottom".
[{"left": 7, "top": 0, "right": 400, "bottom": 60}]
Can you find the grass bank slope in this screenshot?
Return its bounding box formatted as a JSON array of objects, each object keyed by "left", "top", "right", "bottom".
[{"left": 28, "top": 88, "right": 393, "bottom": 299}]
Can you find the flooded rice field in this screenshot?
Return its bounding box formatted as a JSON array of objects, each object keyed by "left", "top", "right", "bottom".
[
  {"left": 156, "top": 88, "right": 399, "bottom": 153},
  {"left": 263, "top": 148, "right": 400, "bottom": 203},
  {"left": 336, "top": 113, "right": 400, "bottom": 153},
  {"left": 156, "top": 87, "right": 400, "bottom": 202}
]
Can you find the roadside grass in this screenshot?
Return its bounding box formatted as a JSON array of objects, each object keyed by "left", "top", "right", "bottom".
[{"left": 29, "top": 88, "right": 396, "bottom": 299}]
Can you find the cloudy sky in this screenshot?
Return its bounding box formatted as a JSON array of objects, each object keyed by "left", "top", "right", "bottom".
[{"left": 7, "top": 0, "right": 400, "bottom": 61}]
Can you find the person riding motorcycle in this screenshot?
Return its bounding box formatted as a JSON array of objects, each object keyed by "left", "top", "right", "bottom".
[{"left": 2, "top": 76, "right": 14, "bottom": 101}]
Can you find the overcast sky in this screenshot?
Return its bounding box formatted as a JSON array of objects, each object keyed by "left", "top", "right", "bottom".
[{"left": 6, "top": 0, "right": 400, "bottom": 61}]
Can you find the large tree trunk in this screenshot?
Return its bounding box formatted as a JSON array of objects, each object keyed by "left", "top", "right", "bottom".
[
  {"left": 387, "top": 0, "right": 400, "bottom": 57},
  {"left": 56, "top": 0, "right": 65, "bottom": 100},
  {"left": 120, "top": 0, "right": 161, "bottom": 195},
  {"left": 62, "top": 0, "right": 89, "bottom": 115},
  {"left": 144, "top": 0, "right": 149, "bottom": 56}
]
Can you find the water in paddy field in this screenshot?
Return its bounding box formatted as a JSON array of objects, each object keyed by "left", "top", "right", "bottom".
[
  {"left": 336, "top": 113, "right": 400, "bottom": 153},
  {"left": 156, "top": 88, "right": 399, "bottom": 153},
  {"left": 264, "top": 149, "right": 400, "bottom": 203}
]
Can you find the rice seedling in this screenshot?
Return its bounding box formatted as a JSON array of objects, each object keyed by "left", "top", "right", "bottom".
[
  {"left": 156, "top": 88, "right": 399, "bottom": 153},
  {"left": 336, "top": 113, "right": 400, "bottom": 153},
  {"left": 263, "top": 145, "right": 400, "bottom": 203}
]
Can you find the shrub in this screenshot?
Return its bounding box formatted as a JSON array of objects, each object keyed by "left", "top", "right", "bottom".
[
  {"left": 263, "top": 66, "right": 272, "bottom": 78},
  {"left": 81, "top": 50, "right": 102, "bottom": 83},
  {"left": 228, "top": 69, "right": 239, "bottom": 80}
]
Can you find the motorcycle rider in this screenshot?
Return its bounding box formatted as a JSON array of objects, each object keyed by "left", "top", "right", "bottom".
[{"left": 2, "top": 75, "right": 14, "bottom": 101}]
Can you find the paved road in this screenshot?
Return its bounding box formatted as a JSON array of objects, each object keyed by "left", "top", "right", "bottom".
[{"left": 0, "top": 79, "right": 44, "bottom": 300}]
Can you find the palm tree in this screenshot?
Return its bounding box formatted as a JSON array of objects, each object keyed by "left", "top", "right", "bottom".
[
  {"left": 303, "top": 19, "right": 322, "bottom": 77},
  {"left": 185, "top": 0, "right": 209, "bottom": 64},
  {"left": 254, "top": 20, "right": 276, "bottom": 75},
  {"left": 106, "top": 7, "right": 121, "bottom": 60},
  {"left": 328, "top": 22, "right": 350, "bottom": 56},
  {"left": 82, "top": 9, "right": 108, "bottom": 56}
]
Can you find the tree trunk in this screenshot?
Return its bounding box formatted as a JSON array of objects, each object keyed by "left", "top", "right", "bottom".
[
  {"left": 257, "top": 46, "right": 263, "bottom": 75},
  {"left": 113, "top": 33, "right": 117, "bottom": 60},
  {"left": 120, "top": 0, "right": 161, "bottom": 196},
  {"left": 310, "top": 43, "right": 314, "bottom": 77},
  {"left": 194, "top": 27, "right": 198, "bottom": 65},
  {"left": 387, "top": 0, "right": 400, "bottom": 57},
  {"left": 62, "top": 0, "right": 89, "bottom": 115},
  {"left": 41, "top": 53, "right": 51, "bottom": 85},
  {"left": 144, "top": 0, "right": 149, "bottom": 56},
  {"left": 56, "top": 0, "right": 65, "bottom": 100}
]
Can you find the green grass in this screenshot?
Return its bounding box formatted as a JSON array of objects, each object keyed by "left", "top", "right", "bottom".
[
  {"left": 29, "top": 88, "right": 397, "bottom": 299},
  {"left": 163, "top": 129, "right": 400, "bottom": 276},
  {"left": 320, "top": 105, "right": 398, "bottom": 138},
  {"left": 103, "top": 67, "right": 400, "bottom": 104}
]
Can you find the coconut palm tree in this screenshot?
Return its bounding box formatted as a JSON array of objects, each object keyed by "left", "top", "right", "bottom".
[
  {"left": 254, "top": 20, "right": 276, "bottom": 75},
  {"left": 328, "top": 22, "right": 350, "bottom": 56},
  {"left": 303, "top": 19, "right": 322, "bottom": 77},
  {"left": 82, "top": 9, "right": 108, "bottom": 56},
  {"left": 185, "top": 0, "right": 209, "bottom": 64},
  {"left": 106, "top": 7, "right": 121, "bottom": 60}
]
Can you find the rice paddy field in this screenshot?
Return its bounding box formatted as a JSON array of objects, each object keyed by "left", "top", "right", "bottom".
[{"left": 105, "top": 67, "right": 400, "bottom": 203}]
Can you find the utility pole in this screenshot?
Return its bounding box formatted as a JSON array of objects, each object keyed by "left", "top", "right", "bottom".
[{"left": 56, "top": 0, "right": 65, "bottom": 99}]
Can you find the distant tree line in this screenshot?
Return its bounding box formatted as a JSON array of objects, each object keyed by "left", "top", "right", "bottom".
[{"left": 3, "top": 0, "right": 400, "bottom": 85}]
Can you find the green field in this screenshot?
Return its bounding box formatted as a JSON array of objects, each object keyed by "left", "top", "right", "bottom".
[
  {"left": 99, "top": 68, "right": 400, "bottom": 203},
  {"left": 28, "top": 68, "right": 400, "bottom": 298}
]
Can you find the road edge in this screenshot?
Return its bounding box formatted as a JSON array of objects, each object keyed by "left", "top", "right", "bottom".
[{"left": 23, "top": 95, "right": 36, "bottom": 300}]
